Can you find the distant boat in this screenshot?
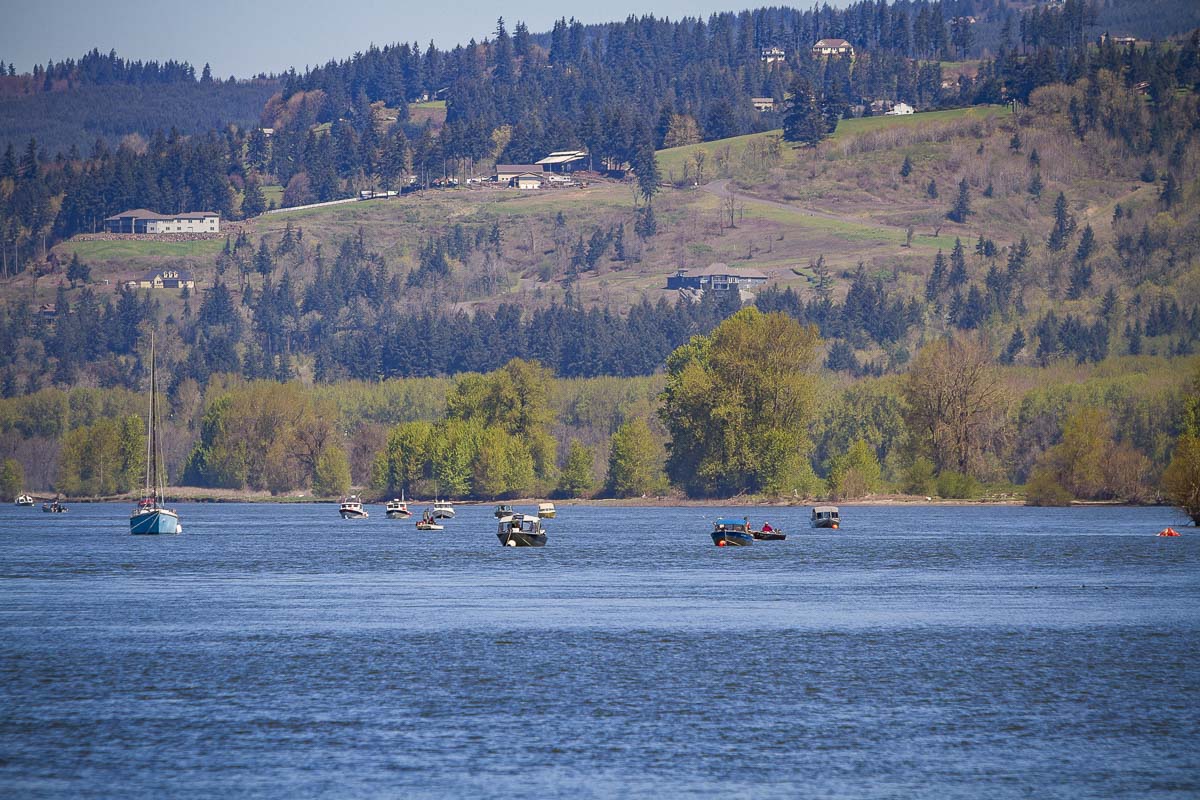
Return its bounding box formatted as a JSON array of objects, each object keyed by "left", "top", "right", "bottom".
[
  {"left": 386, "top": 495, "right": 412, "bottom": 518},
  {"left": 810, "top": 506, "right": 840, "bottom": 529},
  {"left": 432, "top": 500, "right": 455, "bottom": 519},
  {"left": 1157, "top": 527, "right": 1181, "bottom": 537},
  {"left": 339, "top": 495, "right": 369, "bottom": 519},
  {"left": 498, "top": 513, "right": 546, "bottom": 547},
  {"left": 42, "top": 499, "right": 68, "bottom": 514},
  {"left": 537, "top": 502, "right": 556, "bottom": 519},
  {"left": 130, "top": 335, "right": 179, "bottom": 535},
  {"left": 751, "top": 523, "right": 786, "bottom": 541},
  {"left": 15, "top": 494, "right": 34, "bottom": 507},
  {"left": 494, "top": 503, "right": 514, "bottom": 518},
  {"left": 711, "top": 518, "right": 754, "bottom": 547},
  {"left": 416, "top": 508, "right": 444, "bottom": 531}
]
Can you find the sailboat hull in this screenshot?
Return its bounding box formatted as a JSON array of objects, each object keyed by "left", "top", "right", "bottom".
[{"left": 130, "top": 509, "right": 179, "bottom": 535}]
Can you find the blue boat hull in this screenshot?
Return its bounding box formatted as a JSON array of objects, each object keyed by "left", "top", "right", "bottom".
[
  {"left": 130, "top": 509, "right": 179, "bottom": 535},
  {"left": 711, "top": 530, "right": 754, "bottom": 546}
]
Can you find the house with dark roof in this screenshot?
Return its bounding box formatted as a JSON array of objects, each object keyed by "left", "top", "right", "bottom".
[
  {"left": 667, "top": 263, "right": 769, "bottom": 292},
  {"left": 103, "top": 209, "right": 220, "bottom": 234}
]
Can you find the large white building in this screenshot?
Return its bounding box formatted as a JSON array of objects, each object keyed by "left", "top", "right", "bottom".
[{"left": 103, "top": 209, "right": 220, "bottom": 234}]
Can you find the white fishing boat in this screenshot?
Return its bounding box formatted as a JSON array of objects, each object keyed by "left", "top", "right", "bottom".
[
  {"left": 339, "top": 495, "right": 369, "bottom": 519},
  {"left": 15, "top": 494, "right": 34, "bottom": 506},
  {"left": 497, "top": 513, "right": 547, "bottom": 547},
  {"left": 810, "top": 505, "right": 840, "bottom": 529},
  {"left": 386, "top": 494, "right": 411, "bottom": 518},
  {"left": 130, "top": 335, "right": 179, "bottom": 535},
  {"left": 432, "top": 500, "right": 455, "bottom": 519},
  {"left": 537, "top": 502, "right": 556, "bottom": 519}
]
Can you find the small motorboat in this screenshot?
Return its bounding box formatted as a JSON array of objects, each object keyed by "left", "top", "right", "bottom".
[
  {"left": 494, "top": 503, "right": 514, "bottom": 518},
  {"left": 42, "top": 499, "right": 68, "bottom": 513},
  {"left": 498, "top": 513, "right": 546, "bottom": 547},
  {"left": 711, "top": 518, "right": 753, "bottom": 547},
  {"left": 432, "top": 500, "right": 455, "bottom": 519},
  {"left": 15, "top": 494, "right": 34, "bottom": 506},
  {"left": 416, "top": 508, "right": 444, "bottom": 531},
  {"left": 537, "top": 502, "right": 556, "bottom": 519},
  {"left": 339, "top": 496, "right": 369, "bottom": 519},
  {"left": 751, "top": 523, "right": 786, "bottom": 541},
  {"left": 386, "top": 498, "right": 412, "bottom": 518},
  {"left": 811, "top": 506, "right": 840, "bottom": 529},
  {"left": 1157, "top": 527, "right": 1181, "bottom": 537}
]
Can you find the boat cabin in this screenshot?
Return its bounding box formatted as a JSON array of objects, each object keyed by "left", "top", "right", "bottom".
[
  {"left": 714, "top": 518, "right": 750, "bottom": 533},
  {"left": 538, "top": 502, "right": 556, "bottom": 519},
  {"left": 811, "top": 506, "right": 840, "bottom": 528}
]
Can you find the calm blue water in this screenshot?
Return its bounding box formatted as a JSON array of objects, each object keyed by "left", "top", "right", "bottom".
[{"left": 1, "top": 502, "right": 1197, "bottom": 798}]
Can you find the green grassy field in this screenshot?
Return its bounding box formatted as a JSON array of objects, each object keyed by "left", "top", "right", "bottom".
[
  {"left": 656, "top": 105, "right": 1010, "bottom": 182},
  {"left": 57, "top": 238, "right": 225, "bottom": 260},
  {"left": 830, "top": 105, "right": 1010, "bottom": 140}
]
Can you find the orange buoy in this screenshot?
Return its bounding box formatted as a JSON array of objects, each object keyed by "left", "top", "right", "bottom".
[
  {"left": 717, "top": 539, "right": 727, "bottom": 547},
  {"left": 1157, "top": 527, "right": 1180, "bottom": 537},
  {"left": 832, "top": 523, "right": 839, "bottom": 529}
]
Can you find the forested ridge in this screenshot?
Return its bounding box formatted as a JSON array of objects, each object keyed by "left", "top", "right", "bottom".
[{"left": 0, "top": 0, "right": 1199, "bottom": 511}]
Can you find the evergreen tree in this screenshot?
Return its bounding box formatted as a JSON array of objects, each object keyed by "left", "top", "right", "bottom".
[
  {"left": 927, "top": 179, "right": 939, "bottom": 199},
  {"left": 947, "top": 177, "right": 972, "bottom": 222},
  {"left": 948, "top": 239, "right": 968, "bottom": 286},
  {"left": 900, "top": 154, "right": 912, "bottom": 177},
  {"left": 782, "top": 77, "right": 826, "bottom": 146},
  {"left": 241, "top": 176, "right": 266, "bottom": 218},
  {"left": 1047, "top": 191, "right": 1076, "bottom": 251}
]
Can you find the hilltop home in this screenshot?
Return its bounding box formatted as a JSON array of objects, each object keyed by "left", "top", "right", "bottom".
[
  {"left": 751, "top": 97, "right": 777, "bottom": 112},
  {"left": 124, "top": 268, "right": 196, "bottom": 290},
  {"left": 536, "top": 150, "right": 589, "bottom": 172},
  {"left": 813, "top": 38, "right": 855, "bottom": 58},
  {"left": 667, "top": 263, "right": 768, "bottom": 292},
  {"left": 761, "top": 46, "right": 786, "bottom": 64},
  {"left": 103, "top": 209, "right": 220, "bottom": 235},
  {"left": 885, "top": 102, "right": 914, "bottom": 115},
  {"left": 495, "top": 164, "right": 544, "bottom": 183}
]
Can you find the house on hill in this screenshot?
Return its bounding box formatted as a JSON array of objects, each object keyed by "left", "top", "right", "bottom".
[
  {"left": 124, "top": 268, "right": 196, "bottom": 290},
  {"left": 813, "top": 38, "right": 855, "bottom": 58},
  {"left": 761, "top": 46, "right": 786, "bottom": 64},
  {"left": 103, "top": 209, "right": 220, "bottom": 234},
  {"left": 495, "top": 164, "right": 544, "bottom": 183},
  {"left": 885, "top": 102, "right": 914, "bottom": 115},
  {"left": 667, "top": 263, "right": 768, "bottom": 292},
  {"left": 751, "top": 97, "right": 777, "bottom": 112}
]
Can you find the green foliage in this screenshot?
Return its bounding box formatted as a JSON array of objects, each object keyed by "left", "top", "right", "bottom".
[
  {"left": 605, "top": 417, "right": 663, "bottom": 498},
  {"left": 660, "top": 308, "right": 821, "bottom": 497},
  {"left": 55, "top": 415, "right": 144, "bottom": 496},
  {"left": 0, "top": 458, "right": 24, "bottom": 500},
  {"left": 1026, "top": 407, "right": 1150, "bottom": 502},
  {"left": 557, "top": 440, "right": 596, "bottom": 498},
  {"left": 181, "top": 383, "right": 341, "bottom": 492},
  {"left": 1163, "top": 434, "right": 1200, "bottom": 524},
  {"left": 827, "top": 439, "right": 883, "bottom": 500},
  {"left": 935, "top": 470, "right": 982, "bottom": 499},
  {"left": 313, "top": 446, "right": 351, "bottom": 497},
  {"left": 446, "top": 358, "right": 557, "bottom": 483},
  {"left": 371, "top": 421, "right": 435, "bottom": 496},
  {"left": 1025, "top": 465, "right": 1074, "bottom": 506},
  {"left": 902, "top": 456, "right": 937, "bottom": 496}
]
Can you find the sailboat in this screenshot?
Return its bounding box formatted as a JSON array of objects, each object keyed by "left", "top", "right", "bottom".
[{"left": 130, "top": 335, "right": 180, "bottom": 535}]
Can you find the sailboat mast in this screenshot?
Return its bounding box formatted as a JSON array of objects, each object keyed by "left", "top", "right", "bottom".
[{"left": 144, "top": 335, "right": 155, "bottom": 501}]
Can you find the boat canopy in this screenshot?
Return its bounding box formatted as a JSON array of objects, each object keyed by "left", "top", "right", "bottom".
[
  {"left": 716, "top": 518, "right": 748, "bottom": 527},
  {"left": 812, "top": 506, "right": 839, "bottom": 514}
]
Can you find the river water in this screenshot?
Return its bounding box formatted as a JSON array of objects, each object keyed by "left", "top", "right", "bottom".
[{"left": 1, "top": 502, "right": 1197, "bottom": 798}]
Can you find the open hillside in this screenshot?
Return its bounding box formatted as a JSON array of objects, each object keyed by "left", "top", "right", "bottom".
[{"left": 21, "top": 83, "right": 1198, "bottom": 390}]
